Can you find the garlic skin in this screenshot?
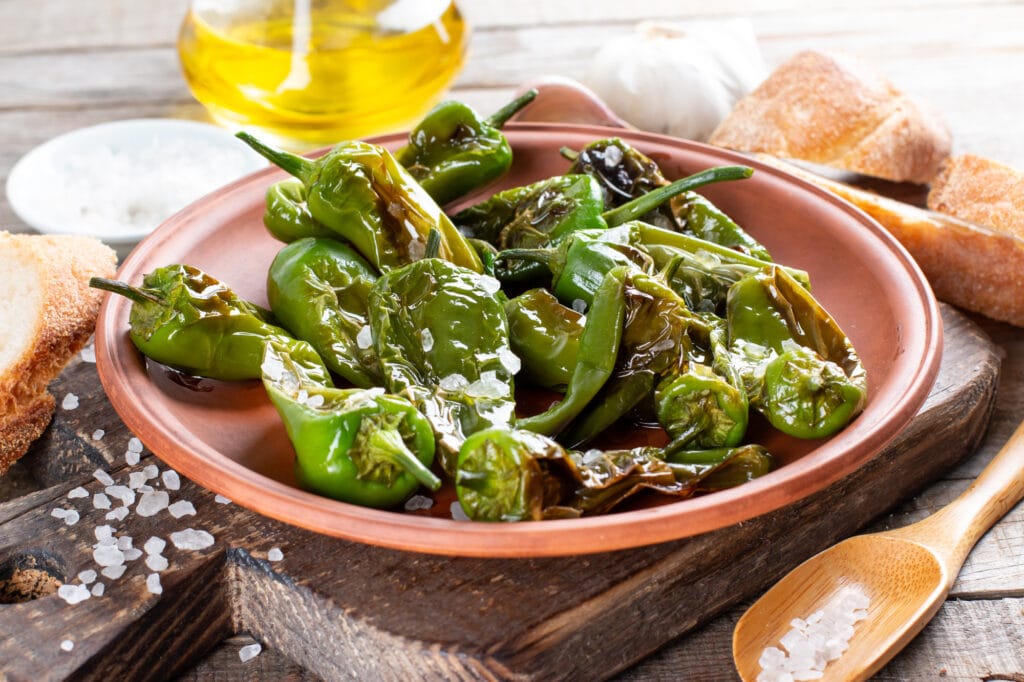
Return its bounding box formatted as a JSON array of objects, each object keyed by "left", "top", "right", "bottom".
[{"left": 583, "top": 19, "right": 767, "bottom": 142}]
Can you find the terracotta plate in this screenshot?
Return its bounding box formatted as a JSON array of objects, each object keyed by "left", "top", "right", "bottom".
[{"left": 95, "top": 124, "right": 942, "bottom": 557}]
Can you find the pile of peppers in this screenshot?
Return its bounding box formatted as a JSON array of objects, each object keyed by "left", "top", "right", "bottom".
[{"left": 92, "top": 95, "right": 867, "bottom": 521}]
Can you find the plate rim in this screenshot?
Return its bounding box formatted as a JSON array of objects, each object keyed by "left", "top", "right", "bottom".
[{"left": 95, "top": 123, "right": 943, "bottom": 557}]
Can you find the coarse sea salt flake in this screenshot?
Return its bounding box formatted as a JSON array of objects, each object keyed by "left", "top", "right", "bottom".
[
  {"left": 146, "top": 573, "right": 162, "bottom": 595},
  {"left": 214, "top": 494, "right": 232, "bottom": 505},
  {"left": 142, "top": 464, "right": 159, "bottom": 480},
  {"left": 51, "top": 508, "right": 68, "bottom": 519},
  {"left": 403, "top": 494, "right": 434, "bottom": 511},
  {"left": 128, "top": 472, "right": 147, "bottom": 489},
  {"left": 105, "top": 485, "right": 135, "bottom": 506},
  {"left": 420, "top": 328, "right": 434, "bottom": 352},
  {"left": 92, "top": 429, "right": 105, "bottom": 441},
  {"left": 162, "top": 470, "right": 180, "bottom": 490},
  {"left": 267, "top": 547, "right": 283, "bottom": 562},
  {"left": 77, "top": 569, "right": 97, "bottom": 585},
  {"left": 68, "top": 486, "right": 89, "bottom": 499},
  {"left": 106, "top": 507, "right": 129, "bottom": 522},
  {"left": 306, "top": 393, "right": 325, "bottom": 408},
  {"left": 356, "top": 325, "right": 373, "bottom": 350},
  {"left": 239, "top": 643, "right": 262, "bottom": 663},
  {"left": 80, "top": 344, "right": 96, "bottom": 363},
  {"left": 92, "top": 493, "right": 112, "bottom": 510},
  {"left": 450, "top": 501, "right": 471, "bottom": 521},
  {"left": 168, "top": 500, "right": 196, "bottom": 518},
  {"left": 144, "top": 536, "right": 166, "bottom": 555},
  {"left": 58, "top": 584, "right": 91, "bottom": 605},
  {"left": 116, "top": 535, "right": 133, "bottom": 551},
  {"left": 62, "top": 393, "right": 79, "bottom": 410},
  {"left": 136, "top": 491, "right": 169, "bottom": 517},
  {"left": 91, "top": 582, "right": 105, "bottom": 597},
  {"left": 571, "top": 298, "right": 587, "bottom": 314},
  {"left": 171, "top": 528, "right": 215, "bottom": 550},
  {"left": 93, "top": 469, "right": 114, "bottom": 486},
  {"left": 146, "top": 554, "right": 169, "bottom": 572},
  {"left": 93, "top": 545, "right": 125, "bottom": 567},
  {"left": 128, "top": 437, "right": 143, "bottom": 453},
  {"left": 122, "top": 548, "right": 143, "bottom": 561},
  {"left": 94, "top": 525, "right": 114, "bottom": 541},
  {"left": 60, "top": 639, "right": 75, "bottom": 651},
  {"left": 125, "top": 450, "right": 141, "bottom": 466},
  {"left": 101, "top": 565, "right": 126, "bottom": 580},
  {"left": 63, "top": 510, "right": 80, "bottom": 526}
]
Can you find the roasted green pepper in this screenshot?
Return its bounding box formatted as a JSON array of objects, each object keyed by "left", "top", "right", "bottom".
[
  {"left": 368, "top": 257, "right": 517, "bottom": 474},
  {"left": 395, "top": 90, "right": 537, "bottom": 206},
  {"left": 262, "top": 339, "right": 440, "bottom": 508},
  {"left": 237, "top": 133, "right": 483, "bottom": 273},
  {"left": 504, "top": 288, "right": 584, "bottom": 390},
  {"left": 566, "top": 138, "right": 771, "bottom": 259},
  {"left": 263, "top": 178, "right": 335, "bottom": 243},
  {"left": 267, "top": 237, "right": 381, "bottom": 388},
  {"left": 655, "top": 366, "right": 748, "bottom": 452},
  {"left": 726, "top": 267, "right": 868, "bottom": 439},
  {"left": 90, "top": 265, "right": 330, "bottom": 382}
]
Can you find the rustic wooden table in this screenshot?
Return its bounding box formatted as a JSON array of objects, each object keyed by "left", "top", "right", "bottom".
[{"left": 2, "top": 1, "right": 1023, "bottom": 679}]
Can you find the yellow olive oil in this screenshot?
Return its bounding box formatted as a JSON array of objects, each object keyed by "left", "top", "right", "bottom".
[{"left": 178, "top": 0, "right": 468, "bottom": 147}]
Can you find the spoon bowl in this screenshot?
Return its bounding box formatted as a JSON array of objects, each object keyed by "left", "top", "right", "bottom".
[{"left": 733, "top": 419, "right": 1024, "bottom": 681}]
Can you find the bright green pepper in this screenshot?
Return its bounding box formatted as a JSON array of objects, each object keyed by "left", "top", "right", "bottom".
[
  {"left": 504, "top": 288, "right": 583, "bottom": 390},
  {"left": 237, "top": 133, "right": 483, "bottom": 273},
  {"left": 655, "top": 365, "right": 748, "bottom": 452},
  {"left": 395, "top": 90, "right": 537, "bottom": 206},
  {"left": 368, "top": 257, "right": 517, "bottom": 475},
  {"left": 90, "top": 265, "right": 330, "bottom": 383},
  {"left": 726, "top": 267, "right": 868, "bottom": 439},
  {"left": 566, "top": 138, "right": 771, "bottom": 259},
  {"left": 262, "top": 339, "right": 440, "bottom": 509},
  {"left": 263, "top": 178, "right": 335, "bottom": 243},
  {"left": 516, "top": 266, "right": 627, "bottom": 437},
  {"left": 267, "top": 237, "right": 381, "bottom": 388}
]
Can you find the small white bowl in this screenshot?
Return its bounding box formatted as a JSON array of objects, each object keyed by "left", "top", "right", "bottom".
[{"left": 6, "top": 118, "right": 267, "bottom": 245}]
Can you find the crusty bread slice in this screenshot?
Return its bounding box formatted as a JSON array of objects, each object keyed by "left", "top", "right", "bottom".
[
  {"left": 0, "top": 232, "right": 116, "bottom": 473},
  {"left": 710, "top": 51, "right": 952, "bottom": 184},
  {"left": 755, "top": 155, "right": 1024, "bottom": 327},
  {"left": 928, "top": 154, "right": 1024, "bottom": 240}
]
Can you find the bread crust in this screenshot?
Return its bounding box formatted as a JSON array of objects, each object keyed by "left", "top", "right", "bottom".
[
  {"left": 756, "top": 155, "right": 1024, "bottom": 327},
  {"left": 710, "top": 51, "right": 951, "bottom": 184},
  {"left": 0, "top": 233, "right": 116, "bottom": 470},
  {"left": 928, "top": 154, "right": 1024, "bottom": 240}
]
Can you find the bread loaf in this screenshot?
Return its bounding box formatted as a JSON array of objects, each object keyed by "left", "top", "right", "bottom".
[
  {"left": 928, "top": 154, "right": 1024, "bottom": 239},
  {"left": 710, "top": 51, "right": 951, "bottom": 184},
  {"left": 0, "top": 232, "right": 117, "bottom": 473},
  {"left": 755, "top": 155, "right": 1024, "bottom": 327}
]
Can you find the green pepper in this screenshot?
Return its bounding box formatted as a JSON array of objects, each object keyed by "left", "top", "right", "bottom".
[
  {"left": 262, "top": 339, "right": 440, "bottom": 509},
  {"left": 726, "top": 267, "right": 868, "bottom": 439},
  {"left": 267, "top": 237, "right": 381, "bottom": 388},
  {"left": 655, "top": 365, "right": 748, "bottom": 452},
  {"left": 456, "top": 165, "right": 753, "bottom": 286},
  {"left": 263, "top": 178, "right": 335, "bottom": 243},
  {"left": 558, "top": 370, "right": 655, "bottom": 449},
  {"left": 566, "top": 138, "right": 771, "bottom": 259},
  {"left": 90, "top": 265, "right": 330, "bottom": 383},
  {"left": 395, "top": 90, "right": 537, "bottom": 206},
  {"left": 236, "top": 133, "right": 483, "bottom": 273},
  {"left": 664, "top": 444, "right": 774, "bottom": 492},
  {"left": 368, "top": 257, "right": 517, "bottom": 475},
  {"left": 504, "top": 288, "right": 584, "bottom": 390},
  {"left": 516, "top": 266, "right": 627, "bottom": 437}
]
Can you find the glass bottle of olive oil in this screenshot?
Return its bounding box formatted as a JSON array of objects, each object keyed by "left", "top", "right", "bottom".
[{"left": 178, "top": 0, "right": 468, "bottom": 147}]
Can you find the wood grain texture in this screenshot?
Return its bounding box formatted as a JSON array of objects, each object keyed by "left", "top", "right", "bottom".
[{"left": 0, "top": 306, "right": 1001, "bottom": 681}]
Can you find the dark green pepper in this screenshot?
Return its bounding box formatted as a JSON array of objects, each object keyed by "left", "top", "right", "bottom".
[
  {"left": 368, "top": 257, "right": 517, "bottom": 474},
  {"left": 566, "top": 138, "right": 771, "bottom": 259},
  {"left": 504, "top": 288, "right": 584, "bottom": 390},
  {"left": 395, "top": 89, "right": 537, "bottom": 206},
  {"left": 262, "top": 339, "right": 440, "bottom": 509},
  {"left": 558, "top": 370, "right": 655, "bottom": 449},
  {"left": 267, "top": 237, "right": 381, "bottom": 388},
  {"left": 90, "top": 265, "right": 330, "bottom": 383},
  {"left": 664, "top": 444, "right": 774, "bottom": 491},
  {"left": 263, "top": 178, "right": 335, "bottom": 243},
  {"left": 237, "top": 133, "right": 483, "bottom": 273},
  {"left": 726, "top": 267, "right": 868, "bottom": 439}
]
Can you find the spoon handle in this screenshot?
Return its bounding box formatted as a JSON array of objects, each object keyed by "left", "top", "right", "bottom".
[{"left": 889, "top": 417, "right": 1024, "bottom": 571}]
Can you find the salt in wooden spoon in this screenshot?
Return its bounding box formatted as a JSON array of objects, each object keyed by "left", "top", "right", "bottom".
[{"left": 733, "top": 417, "right": 1024, "bottom": 681}]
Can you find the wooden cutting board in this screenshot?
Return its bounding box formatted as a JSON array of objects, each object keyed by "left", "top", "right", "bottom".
[{"left": 0, "top": 304, "right": 998, "bottom": 681}]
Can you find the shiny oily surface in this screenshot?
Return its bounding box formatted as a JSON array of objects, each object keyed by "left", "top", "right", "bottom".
[{"left": 94, "top": 124, "right": 942, "bottom": 557}]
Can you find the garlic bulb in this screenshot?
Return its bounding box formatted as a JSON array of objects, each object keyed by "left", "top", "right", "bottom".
[{"left": 583, "top": 19, "right": 767, "bottom": 142}]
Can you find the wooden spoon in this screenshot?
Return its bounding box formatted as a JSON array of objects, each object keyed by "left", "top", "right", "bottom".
[{"left": 733, "top": 418, "right": 1024, "bottom": 681}]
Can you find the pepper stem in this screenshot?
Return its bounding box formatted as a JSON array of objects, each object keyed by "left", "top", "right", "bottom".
[
  {"left": 235, "top": 132, "right": 316, "bottom": 184},
  {"left": 495, "top": 248, "right": 554, "bottom": 267},
  {"left": 486, "top": 89, "right": 538, "bottom": 128},
  {"left": 559, "top": 146, "right": 580, "bottom": 162},
  {"left": 424, "top": 227, "right": 441, "bottom": 259},
  {"left": 366, "top": 427, "right": 442, "bottom": 491},
  {"left": 454, "top": 470, "right": 493, "bottom": 493},
  {"left": 602, "top": 165, "right": 754, "bottom": 227},
  {"left": 89, "top": 277, "right": 164, "bottom": 305}
]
